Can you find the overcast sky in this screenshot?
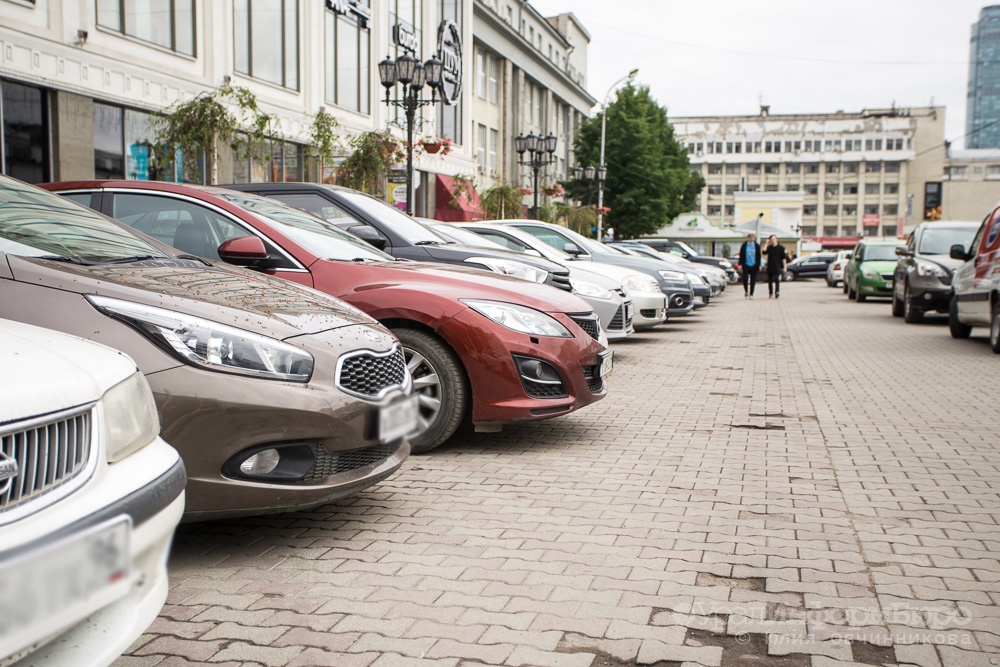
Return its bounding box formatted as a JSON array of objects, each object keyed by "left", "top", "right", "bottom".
[{"left": 531, "top": 0, "right": 989, "bottom": 148}]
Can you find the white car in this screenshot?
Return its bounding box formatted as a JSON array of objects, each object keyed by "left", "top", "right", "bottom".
[
  {"left": 0, "top": 320, "right": 184, "bottom": 667},
  {"left": 826, "top": 250, "right": 853, "bottom": 287},
  {"left": 461, "top": 223, "right": 668, "bottom": 330}
]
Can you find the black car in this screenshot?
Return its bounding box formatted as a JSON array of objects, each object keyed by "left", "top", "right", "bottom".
[
  {"left": 785, "top": 253, "right": 837, "bottom": 280},
  {"left": 222, "top": 183, "right": 572, "bottom": 292},
  {"left": 637, "top": 239, "right": 737, "bottom": 281},
  {"left": 891, "top": 221, "right": 978, "bottom": 323}
]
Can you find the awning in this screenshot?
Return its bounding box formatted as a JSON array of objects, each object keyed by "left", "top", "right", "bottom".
[
  {"left": 804, "top": 237, "right": 861, "bottom": 248},
  {"left": 435, "top": 174, "right": 483, "bottom": 222}
]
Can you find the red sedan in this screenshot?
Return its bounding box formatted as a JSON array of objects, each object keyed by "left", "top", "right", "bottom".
[{"left": 44, "top": 181, "right": 611, "bottom": 453}]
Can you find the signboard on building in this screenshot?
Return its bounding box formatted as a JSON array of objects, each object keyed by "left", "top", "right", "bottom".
[
  {"left": 326, "top": 0, "right": 371, "bottom": 27},
  {"left": 436, "top": 20, "right": 462, "bottom": 105},
  {"left": 863, "top": 213, "right": 881, "bottom": 227},
  {"left": 393, "top": 21, "right": 418, "bottom": 53}
]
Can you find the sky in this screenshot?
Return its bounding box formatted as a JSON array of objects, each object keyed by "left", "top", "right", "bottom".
[{"left": 531, "top": 0, "right": 990, "bottom": 148}]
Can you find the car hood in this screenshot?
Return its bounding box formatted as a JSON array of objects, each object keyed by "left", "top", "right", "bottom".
[
  {"left": 342, "top": 260, "right": 593, "bottom": 314},
  {"left": 0, "top": 318, "right": 136, "bottom": 423},
  {"left": 918, "top": 254, "right": 964, "bottom": 272},
  {"left": 6, "top": 255, "right": 380, "bottom": 341},
  {"left": 859, "top": 260, "right": 898, "bottom": 273},
  {"left": 422, "top": 243, "right": 565, "bottom": 272}
]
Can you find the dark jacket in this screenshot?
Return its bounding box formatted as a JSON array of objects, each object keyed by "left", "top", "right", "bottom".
[
  {"left": 763, "top": 243, "right": 789, "bottom": 273},
  {"left": 739, "top": 241, "right": 762, "bottom": 270}
]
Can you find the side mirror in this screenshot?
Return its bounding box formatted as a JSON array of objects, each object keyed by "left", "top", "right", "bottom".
[
  {"left": 950, "top": 244, "right": 971, "bottom": 261},
  {"left": 350, "top": 225, "right": 389, "bottom": 250},
  {"left": 895, "top": 247, "right": 913, "bottom": 257},
  {"left": 218, "top": 236, "right": 268, "bottom": 266},
  {"left": 563, "top": 242, "right": 582, "bottom": 256},
  {"left": 846, "top": 252, "right": 853, "bottom": 260}
]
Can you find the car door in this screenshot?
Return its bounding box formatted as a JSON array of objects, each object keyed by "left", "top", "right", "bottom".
[
  {"left": 895, "top": 232, "right": 917, "bottom": 299},
  {"left": 955, "top": 208, "right": 999, "bottom": 324},
  {"left": 847, "top": 244, "right": 862, "bottom": 288}
]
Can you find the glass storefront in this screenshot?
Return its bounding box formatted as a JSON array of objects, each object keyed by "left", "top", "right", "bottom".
[
  {"left": 94, "top": 103, "right": 159, "bottom": 180},
  {"left": 1, "top": 81, "right": 48, "bottom": 184}
]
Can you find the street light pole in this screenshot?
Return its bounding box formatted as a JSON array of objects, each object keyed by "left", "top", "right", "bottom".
[
  {"left": 515, "top": 132, "right": 557, "bottom": 219},
  {"left": 597, "top": 68, "right": 638, "bottom": 242}
]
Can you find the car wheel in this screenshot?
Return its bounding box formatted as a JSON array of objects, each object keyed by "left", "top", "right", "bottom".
[
  {"left": 848, "top": 281, "right": 856, "bottom": 299},
  {"left": 855, "top": 284, "right": 867, "bottom": 302},
  {"left": 991, "top": 301, "right": 1000, "bottom": 353},
  {"left": 394, "top": 328, "right": 468, "bottom": 454},
  {"left": 784, "top": 271, "right": 795, "bottom": 282},
  {"left": 843, "top": 279, "right": 849, "bottom": 294},
  {"left": 903, "top": 283, "right": 923, "bottom": 324},
  {"left": 949, "top": 296, "right": 972, "bottom": 339},
  {"left": 891, "top": 286, "right": 904, "bottom": 317}
]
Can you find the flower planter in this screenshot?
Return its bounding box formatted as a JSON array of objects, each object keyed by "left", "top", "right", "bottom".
[{"left": 423, "top": 142, "right": 443, "bottom": 154}]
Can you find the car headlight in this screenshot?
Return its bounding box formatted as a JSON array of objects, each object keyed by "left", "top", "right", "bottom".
[
  {"left": 720, "top": 260, "right": 733, "bottom": 268},
  {"left": 658, "top": 270, "right": 686, "bottom": 282},
  {"left": 102, "top": 371, "right": 160, "bottom": 463},
  {"left": 465, "top": 257, "right": 548, "bottom": 284},
  {"left": 862, "top": 269, "right": 879, "bottom": 280},
  {"left": 571, "top": 279, "right": 615, "bottom": 299},
  {"left": 621, "top": 273, "right": 661, "bottom": 293},
  {"left": 461, "top": 299, "right": 572, "bottom": 337},
  {"left": 916, "top": 261, "right": 949, "bottom": 279},
  {"left": 88, "top": 295, "right": 314, "bottom": 382}
]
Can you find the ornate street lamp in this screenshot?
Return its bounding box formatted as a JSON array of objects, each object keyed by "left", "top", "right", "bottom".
[
  {"left": 379, "top": 53, "right": 444, "bottom": 216},
  {"left": 515, "top": 131, "right": 557, "bottom": 219},
  {"left": 574, "top": 164, "right": 602, "bottom": 208}
]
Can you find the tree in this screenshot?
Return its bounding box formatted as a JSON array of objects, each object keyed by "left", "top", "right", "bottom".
[
  {"left": 480, "top": 182, "right": 525, "bottom": 220},
  {"left": 336, "top": 130, "right": 403, "bottom": 197},
  {"left": 572, "top": 85, "right": 704, "bottom": 239},
  {"left": 307, "top": 109, "right": 342, "bottom": 183}
]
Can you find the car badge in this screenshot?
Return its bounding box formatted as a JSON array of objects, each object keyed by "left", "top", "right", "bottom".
[
  {"left": 0, "top": 451, "right": 18, "bottom": 493},
  {"left": 364, "top": 329, "right": 383, "bottom": 343}
]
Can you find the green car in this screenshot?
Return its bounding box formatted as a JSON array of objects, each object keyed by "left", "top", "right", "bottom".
[{"left": 844, "top": 239, "right": 905, "bottom": 302}]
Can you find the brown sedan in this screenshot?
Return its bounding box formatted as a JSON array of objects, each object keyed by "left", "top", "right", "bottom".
[{"left": 0, "top": 175, "right": 416, "bottom": 520}]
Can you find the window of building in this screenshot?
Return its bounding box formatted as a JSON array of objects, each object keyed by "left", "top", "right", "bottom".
[
  {"left": 785, "top": 163, "right": 801, "bottom": 174},
  {"left": 97, "top": 0, "right": 195, "bottom": 55},
  {"left": 725, "top": 205, "right": 734, "bottom": 216},
  {"left": 725, "top": 164, "right": 740, "bottom": 174},
  {"left": 232, "top": 140, "right": 304, "bottom": 183},
  {"left": 825, "top": 184, "right": 839, "bottom": 197},
  {"left": 887, "top": 138, "right": 904, "bottom": 150},
  {"left": 784, "top": 140, "right": 801, "bottom": 153},
  {"left": 707, "top": 205, "right": 721, "bottom": 215},
  {"left": 844, "top": 183, "right": 859, "bottom": 195},
  {"left": 804, "top": 140, "right": 819, "bottom": 152},
  {"left": 489, "top": 128, "right": 498, "bottom": 173},
  {"left": 1, "top": 81, "right": 48, "bottom": 184},
  {"left": 488, "top": 54, "right": 500, "bottom": 104},
  {"left": 864, "top": 204, "right": 880, "bottom": 215},
  {"left": 884, "top": 204, "right": 898, "bottom": 216},
  {"left": 726, "top": 141, "right": 741, "bottom": 153},
  {"left": 865, "top": 138, "right": 883, "bottom": 151},
  {"left": 843, "top": 162, "right": 859, "bottom": 173},
  {"left": 865, "top": 162, "right": 881, "bottom": 173},
  {"left": 724, "top": 184, "right": 738, "bottom": 195},
  {"left": 707, "top": 185, "right": 722, "bottom": 195},
  {"left": 844, "top": 139, "right": 862, "bottom": 151},
  {"left": 764, "top": 184, "right": 778, "bottom": 192},
  {"left": 708, "top": 164, "right": 722, "bottom": 174},
  {"left": 94, "top": 103, "right": 125, "bottom": 179},
  {"left": 884, "top": 161, "right": 900, "bottom": 173},
  {"left": 476, "top": 123, "right": 487, "bottom": 171},
  {"left": 784, "top": 183, "right": 800, "bottom": 192},
  {"left": 988, "top": 164, "right": 1000, "bottom": 175},
  {"left": 865, "top": 183, "right": 880, "bottom": 194},
  {"left": 843, "top": 204, "right": 857, "bottom": 215},
  {"left": 804, "top": 184, "right": 819, "bottom": 195},
  {"left": 826, "top": 163, "right": 840, "bottom": 173},
  {"left": 747, "top": 164, "right": 761, "bottom": 174},
  {"left": 948, "top": 165, "right": 968, "bottom": 178},
  {"left": 326, "top": 0, "right": 371, "bottom": 114},
  {"left": 476, "top": 50, "right": 486, "bottom": 98},
  {"left": 765, "top": 141, "right": 780, "bottom": 153},
  {"left": 805, "top": 163, "right": 820, "bottom": 174},
  {"left": 824, "top": 204, "right": 839, "bottom": 215},
  {"left": 803, "top": 205, "right": 817, "bottom": 216},
  {"left": 975, "top": 165, "right": 983, "bottom": 175},
  {"left": 884, "top": 183, "right": 899, "bottom": 194},
  {"left": 235, "top": 0, "right": 299, "bottom": 89},
  {"left": 824, "top": 140, "right": 842, "bottom": 152}
]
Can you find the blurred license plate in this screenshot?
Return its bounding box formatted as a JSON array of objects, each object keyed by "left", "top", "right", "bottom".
[
  {"left": 379, "top": 394, "right": 418, "bottom": 444},
  {"left": 693, "top": 296, "right": 705, "bottom": 304},
  {"left": 598, "top": 349, "right": 614, "bottom": 379},
  {"left": 0, "top": 518, "right": 130, "bottom": 658},
  {"left": 885, "top": 280, "right": 893, "bottom": 289},
  {"left": 625, "top": 303, "right": 634, "bottom": 321}
]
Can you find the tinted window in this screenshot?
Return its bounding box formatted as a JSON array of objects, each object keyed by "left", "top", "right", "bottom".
[
  {"left": 516, "top": 225, "right": 586, "bottom": 254},
  {"left": 918, "top": 227, "right": 977, "bottom": 255},
  {"left": 269, "top": 192, "right": 356, "bottom": 222},
  {"left": 60, "top": 193, "right": 94, "bottom": 208},
  {"left": 476, "top": 231, "right": 527, "bottom": 252},
  {"left": 336, "top": 191, "right": 446, "bottom": 245},
  {"left": 113, "top": 194, "right": 252, "bottom": 260}
]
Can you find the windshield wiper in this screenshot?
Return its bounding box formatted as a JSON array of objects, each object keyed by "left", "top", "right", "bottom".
[
  {"left": 413, "top": 240, "right": 444, "bottom": 246},
  {"left": 97, "top": 255, "right": 161, "bottom": 265},
  {"left": 37, "top": 255, "right": 97, "bottom": 266},
  {"left": 176, "top": 254, "right": 212, "bottom": 266}
]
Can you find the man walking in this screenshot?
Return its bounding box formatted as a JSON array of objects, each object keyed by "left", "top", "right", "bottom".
[
  {"left": 763, "top": 235, "right": 789, "bottom": 298},
  {"left": 738, "top": 233, "right": 761, "bottom": 299}
]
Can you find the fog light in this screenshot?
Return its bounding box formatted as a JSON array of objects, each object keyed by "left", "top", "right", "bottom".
[
  {"left": 924, "top": 293, "right": 933, "bottom": 300},
  {"left": 240, "top": 449, "right": 280, "bottom": 476}
]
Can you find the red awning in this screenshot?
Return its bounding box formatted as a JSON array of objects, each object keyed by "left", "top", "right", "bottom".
[
  {"left": 435, "top": 174, "right": 483, "bottom": 222},
  {"left": 804, "top": 237, "right": 861, "bottom": 248}
]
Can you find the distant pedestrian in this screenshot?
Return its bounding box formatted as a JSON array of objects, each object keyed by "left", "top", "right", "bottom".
[
  {"left": 738, "top": 233, "right": 761, "bottom": 299},
  {"left": 763, "top": 235, "right": 789, "bottom": 299}
]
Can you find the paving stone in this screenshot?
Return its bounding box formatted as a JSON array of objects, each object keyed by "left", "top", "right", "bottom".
[
  {"left": 636, "top": 640, "right": 723, "bottom": 666},
  {"left": 207, "top": 642, "right": 303, "bottom": 666},
  {"left": 505, "top": 646, "right": 595, "bottom": 667}
]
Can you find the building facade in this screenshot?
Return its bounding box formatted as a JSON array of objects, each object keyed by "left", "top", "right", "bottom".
[
  {"left": 672, "top": 106, "right": 946, "bottom": 245},
  {"left": 942, "top": 148, "right": 1000, "bottom": 220},
  {"left": 966, "top": 5, "right": 1000, "bottom": 149},
  {"left": 0, "top": 0, "right": 590, "bottom": 218}
]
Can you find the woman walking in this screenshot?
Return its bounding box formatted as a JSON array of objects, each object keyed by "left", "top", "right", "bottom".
[{"left": 763, "top": 235, "right": 789, "bottom": 299}]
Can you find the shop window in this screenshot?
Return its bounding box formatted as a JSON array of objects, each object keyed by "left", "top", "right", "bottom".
[
  {"left": 233, "top": 140, "right": 304, "bottom": 183},
  {"left": 326, "top": 0, "right": 371, "bottom": 114},
  {"left": 97, "top": 0, "right": 195, "bottom": 55},
  {"left": 94, "top": 103, "right": 125, "bottom": 179},
  {"left": 235, "top": 0, "right": 299, "bottom": 90},
  {"left": 1, "top": 81, "right": 48, "bottom": 183}
]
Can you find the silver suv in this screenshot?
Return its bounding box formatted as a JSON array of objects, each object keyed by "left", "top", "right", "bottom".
[{"left": 892, "top": 221, "right": 978, "bottom": 323}]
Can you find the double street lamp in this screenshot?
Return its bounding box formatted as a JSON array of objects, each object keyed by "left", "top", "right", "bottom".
[
  {"left": 573, "top": 164, "right": 606, "bottom": 208},
  {"left": 515, "top": 132, "right": 557, "bottom": 219},
  {"left": 378, "top": 52, "right": 444, "bottom": 216}
]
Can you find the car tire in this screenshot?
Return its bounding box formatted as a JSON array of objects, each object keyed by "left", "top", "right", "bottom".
[
  {"left": 949, "top": 296, "right": 972, "bottom": 339},
  {"left": 855, "top": 284, "right": 867, "bottom": 302},
  {"left": 991, "top": 301, "right": 1000, "bottom": 353},
  {"left": 394, "top": 328, "right": 468, "bottom": 454},
  {"left": 891, "top": 288, "right": 904, "bottom": 317},
  {"left": 903, "top": 283, "right": 923, "bottom": 324},
  {"left": 843, "top": 279, "right": 849, "bottom": 294},
  {"left": 848, "top": 281, "right": 857, "bottom": 299},
  {"left": 784, "top": 271, "right": 795, "bottom": 282}
]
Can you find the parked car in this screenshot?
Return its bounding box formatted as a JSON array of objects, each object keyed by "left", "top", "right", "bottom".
[
  {"left": 492, "top": 220, "right": 696, "bottom": 317},
  {"left": 424, "top": 221, "right": 634, "bottom": 341},
  {"left": 635, "top": 238, "right": 738, "bottom": 282},
  {"left": 603, "top": 245, "right": 709, "bottom": 307},
  {"left": 48, "top": 180, "right": 611, "bottom": 454},
  {"left": 825, "top": 250, "right": 852, "bottom": 287},
  {"left": 844, "top": 239, "right": 905, "bottom": 302},
  {"left": 10, "top": 176, "right": 414, "bottom": 520},
  {"left": 611, "top": 242, "right": 726, "bottom": 297},
  {"left": 784, "top": 252, "right": 837, "bottom": 281},
  {"left": 892, "top": 221, "right": 979, "bottom": 323},
  {"left": 948, "top": 207, "right": 1000, "bottom": 351},
  {"left": 221, "top": 182, "right": 575, "bottom": 293},
  {"left": 460, "top": 222, "right": 667, "bottom": 330},
  {"left": 0, "top": 318, "right": 184, "bottom": 666}
]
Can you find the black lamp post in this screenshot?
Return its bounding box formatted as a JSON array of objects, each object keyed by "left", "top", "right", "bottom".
[
  {"left": 515, "top": 132, "right": 557, "bottom": 219},
  {"left": 379, "top": 52, "right": 444, "bottom": 216},
  {"left": 573, "top": 164, "right": 605, "bottom": 207}
]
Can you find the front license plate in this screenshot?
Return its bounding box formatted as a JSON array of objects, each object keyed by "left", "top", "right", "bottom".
[
  {"left": 0, "top": 518, "right": 130, "bottom": 659},
  {"left": 379, "top": 394, "right": 418, "bottom": 444},
  {"left": 693, "top": 296, "right": 704, "bottom": 304},
  {"left": 599, "top": 349, "right": 614, "bottom": 379},
  {"left": 884, "top": 281, "right": 893, "bottom": 290}
]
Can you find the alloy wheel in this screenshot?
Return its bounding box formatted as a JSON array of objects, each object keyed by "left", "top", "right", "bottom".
[{"left": 403, "top": 346, "right": 443, "bottom": 435}]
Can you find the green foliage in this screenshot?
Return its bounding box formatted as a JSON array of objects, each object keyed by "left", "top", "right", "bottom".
[
  {"left": 447, "top": 173, "right": 476, "bottom": 207},
  {"left": 721, "top": 243, "right": 732, "bottom": 257},
  {"left": 336, "top": 130, "right": 403, "bottom": 197},
  {"left": 480, "top": 182, "right": 525, "bottom": 220},
  {"left": 153, "top": 85, "right": 276, "bottom": 184},
  {"left": 572, "top": 85, "right": 703, "bottom": 239},
  {"left": 307, "top": 109, "right": 341, "bottom": 179}
]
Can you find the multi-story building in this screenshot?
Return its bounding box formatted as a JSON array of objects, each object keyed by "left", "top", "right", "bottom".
[
  {"left": 672, "top": 106, "right": 946, "bottom": 245},
  {"left": 966, "top": 5, "right": 1000, "bottom": 149},
  {"left": 942, "top": 148, "right": 1000, "bottom": 220},
  {"left": 470, "top": 1, "right": 593, "bottom": 198},
  {"left": 0, "top": 0, "right": 590, "bottom": 219}
]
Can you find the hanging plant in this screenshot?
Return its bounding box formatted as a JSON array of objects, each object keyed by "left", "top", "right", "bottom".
[
  {"left": 542, "top": 182, "right": 564, "bottom": 198},
  {"left": 420, "top": 136, "right": 453, "bottom": 156},
  {"left": 307, "top": 108, "right": 342, "bottom": 183},
  {"left": 336, "top": 130, "right": 404, "bottom": 197},
  {"left": 480, "top": 182, "right": 526, "bottom": 220}
]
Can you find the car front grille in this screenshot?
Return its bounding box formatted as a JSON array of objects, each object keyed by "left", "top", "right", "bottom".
[
  {"left": 0, "top": 406, "right": 93, "bottom": 523},
  {"left": 881, "top": 273, "right": 893, "bottom": 281},
  {"left": 337, "top": 346, "right": 407, "bottom": 399},
  {"left": 300, "top": 442, "right": 400, "bottom": 484},
  {"left": 608, "top": 306, "right": 625, "bottom": 331},
  {"left": 551, "top": 269, "right": 573, "bottom": 292},
  {"left": 570, "top": 314, "right": 601, "bottom": 340},
  {"left": 582, "top": 365, "right": 605, "bottom": 394}
]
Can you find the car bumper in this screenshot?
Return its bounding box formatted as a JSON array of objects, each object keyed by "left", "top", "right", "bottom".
[
  {"left": 438, "top": 308, "right": 609, "bottom": 426},
  {"left": 664, "top": 289, "right": 694, "bottom": 317},
  {"left": 2, "top": 440, "right": 184, "bottom": 667},
  {"left": 828, "top": 269, "right": 844, "bottom": 282},
  {"left": 906, "top": 282, "right": 952, "bottom": 312},
  {"left": 581, "top": 293, "right": 632, "bottom": 341},
  {"left": 858, "top": 277, "right": 892, "bottom": 295},
  {"left": 632, "top": 291, "right": 667, "bottom": 329}
]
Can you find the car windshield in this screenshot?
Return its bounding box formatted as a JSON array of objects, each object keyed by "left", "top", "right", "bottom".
[
  {"left": 217, "top": 192, "right": 395, "bottom": 262},
  {"left": 919, "top": 227, "right": 976, "bottom": 255},
  {"left": 861, "top": 244, "right": 902, "bottom": 261},
  {"left": 427, "top": 223, "right": 506, "bottom": 249},
  {"left": 0, "top": 177, "right": 166, "bottom": 263},
  {"left": 673, "top": 240, "right": 700, "bottom": 256},
  {"left": 337, "top": 191, "right": 449, "bottom": 245}
]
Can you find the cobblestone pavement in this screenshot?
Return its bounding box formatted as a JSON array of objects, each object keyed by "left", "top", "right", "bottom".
[{"left": 117, "top": 280, "right": 1000, "bottom": 667}]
